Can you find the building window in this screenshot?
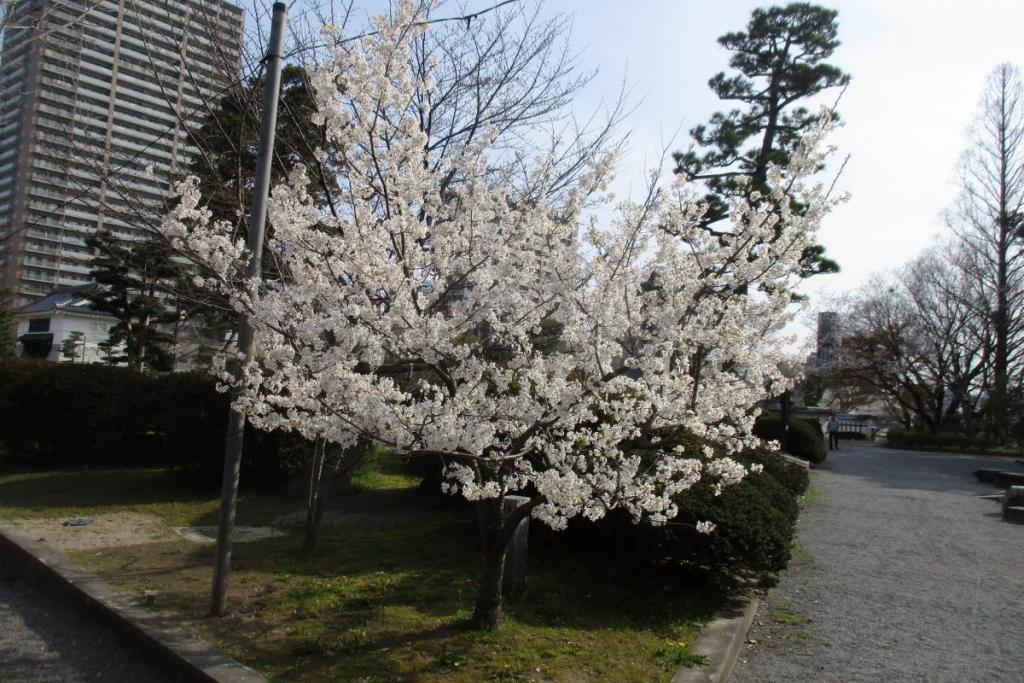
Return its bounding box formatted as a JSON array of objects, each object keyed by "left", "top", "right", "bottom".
[{"left": 28, "top": 317, "right": 50, "bottom": 332}]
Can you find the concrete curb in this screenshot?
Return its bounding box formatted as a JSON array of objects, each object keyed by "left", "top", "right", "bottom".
[
  {"left": 671, "top": 594, "right": 758, "bottom": 683},
  {"left": 0, "top": 520, "right": 265, "bottom": 683}
]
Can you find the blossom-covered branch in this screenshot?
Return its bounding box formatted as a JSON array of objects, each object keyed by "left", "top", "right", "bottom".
[{"left": 160, "top": 0, "right": 839, "bottom": 629}]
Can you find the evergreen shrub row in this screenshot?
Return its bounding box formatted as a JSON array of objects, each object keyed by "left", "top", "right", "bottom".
[
  {"left": 885, "top": 429, "right": 996, "bottom": 452},
  {"left": 0, "top": 360, "right": 305, "bottom": 489}
]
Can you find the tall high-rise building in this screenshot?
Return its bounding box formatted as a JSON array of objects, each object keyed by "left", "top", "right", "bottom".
[
  {"left": 816, "top": 310, "right": 840, "bottom": 365},
  {"left": 0, "top": 0, "right": 244, "bottom": 305}
]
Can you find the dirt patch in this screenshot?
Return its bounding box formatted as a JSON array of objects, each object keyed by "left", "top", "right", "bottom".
[
  {"left": 175, "top": 526, "right": 285, "bottom": 543},
  {"left": 10, "top": 512, "right": 177, "bottom": 551}
]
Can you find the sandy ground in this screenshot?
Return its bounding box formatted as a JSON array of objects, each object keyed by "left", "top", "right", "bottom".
[{"left": 9, "top": 512, "right": 177, "bottom": 551}]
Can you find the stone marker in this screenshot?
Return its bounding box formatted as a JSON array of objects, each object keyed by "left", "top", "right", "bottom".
[
  {"left": 1003, "top": 486, "right": 1024, "bottom": 523},
  {"left": 502, "top": 495, "right": 530, "bottom": 599}
]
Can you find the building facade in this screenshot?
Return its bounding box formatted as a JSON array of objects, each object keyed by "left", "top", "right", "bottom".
[
  {"left": 13, "top": 282, "right": 118, "bottom": 361},
  {"left": 816, "top": 310, "right": 840, "bottom": 365},
  {"left": 0, "top": 0, "right": 243, "bottom": 306}
]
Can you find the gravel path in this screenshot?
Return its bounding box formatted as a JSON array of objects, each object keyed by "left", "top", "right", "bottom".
[
  {"left": 0, "top": 572, "right": 165, "bottom": 682},
  {"left": 731, "top": 442, "right": 1024, "bottom": 683}
]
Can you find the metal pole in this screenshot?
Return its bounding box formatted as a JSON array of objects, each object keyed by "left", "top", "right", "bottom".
[
  {"left": 780, "top": 389, "right": 791, "bottom": 453},
  {"left": 210, "top": 1, "right": 288, "bottom": 617}
]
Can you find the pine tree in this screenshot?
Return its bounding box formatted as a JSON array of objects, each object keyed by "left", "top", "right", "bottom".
[
  {"left": 674, "top": 2, "right": 849, "bottom": 277},
  {"left": 86, "top": 231, "right": 179, "bottom": 372},
  {"left": 189, "top": 64, "right": 337, "bottom": 237},
  {"left": 60, "top": 330, "right": 85, "bottom": 362},
  {"left": 177, "top": 65, "right": 337, "bottom": 335}
]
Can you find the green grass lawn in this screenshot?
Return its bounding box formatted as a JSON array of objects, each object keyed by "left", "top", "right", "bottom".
[{"left": 0, "top": 458, "right": 723, "bottom": 682}]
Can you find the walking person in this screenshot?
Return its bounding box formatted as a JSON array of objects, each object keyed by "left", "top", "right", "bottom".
[{"left": 827, "top": 414, "right": 840, "bottom": 450}]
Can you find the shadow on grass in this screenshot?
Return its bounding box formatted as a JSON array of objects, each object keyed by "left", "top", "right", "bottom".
[
  {"left": 0, "top": 467, "right": 302, "bottom": 528},
  {"left": 6, "top": 464, "right": 723, "bottom": 680},
  {"left": 0, "top": 469, "right": 210, "bottom": 511},
  {"left": 84, "top": 506, "right": 723, "bottom": 681}
]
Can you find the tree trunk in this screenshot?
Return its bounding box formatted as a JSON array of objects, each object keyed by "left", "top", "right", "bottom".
[
  {"left": 302, "top": 438, "right": 329, "bottom": 556},
  {"left": 473, "top": 542, "right": 506, "bottom": 630},
  {"left": 469, "top": 494, "right": 541, "bottom": 630},
  {"left": 472, "top": 498, "right": 506, "bottom": 630}
]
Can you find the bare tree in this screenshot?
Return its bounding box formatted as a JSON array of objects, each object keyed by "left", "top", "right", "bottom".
[
  {"left": 947, "top": 63, "right": 1024, "bottom": 441},
  {"left": 825, "top": 275, "right": 929, "bottom": 428},
  {"left": 825, "top": 245, "right": 989, "bottom": 433},
  {"left": 902, "top": 245, "right": 990, "bottom": 432}
]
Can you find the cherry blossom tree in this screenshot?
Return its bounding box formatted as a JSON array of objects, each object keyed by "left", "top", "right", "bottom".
[{"left": 159, "top": 1, "right": 838, "bottom": 630}]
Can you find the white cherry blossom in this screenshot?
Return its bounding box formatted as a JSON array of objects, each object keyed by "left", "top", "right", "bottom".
[{"left": 160, "top": 0, "right": 839, "bottom": 628}]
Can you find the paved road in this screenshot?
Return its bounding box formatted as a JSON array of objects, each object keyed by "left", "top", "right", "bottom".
[
  {"left": 732, "top": 442, "right": 1024, "bottom": 683},
  {"left": 0, "top": 571, "right": 164, "bottom": 682}
]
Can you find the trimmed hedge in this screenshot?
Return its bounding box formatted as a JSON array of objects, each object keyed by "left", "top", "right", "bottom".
[
  {"left": 837, "top": 431, "right": 867, "bottom": 440},
  {"left": 885, "top": 429, "right": 996, "bottom": 452},
  {"left": 0, "top": 360, "right": 157, "bottom": 465},
  {"left": 753, "top": 414, "right": 827, "bottom": 465},
  {"left": 156, "top": 371, "right": 308, "bottom": 488},
  {"left": 0, "top": 360, "right": 306, "bottom": 490}
]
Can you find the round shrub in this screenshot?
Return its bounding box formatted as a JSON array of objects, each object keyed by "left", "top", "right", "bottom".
[
  {"left": 753, "top": 414, "right": 826, "bottom": 465},
  {"left": 542, "top": 463, "right": 800, "bottom": 589},
  {"left": 743, "top": 447, "right": 809, "bottom": 497},
  {"left": 673, "top": 467, "right": 799, "bottom": 579}
]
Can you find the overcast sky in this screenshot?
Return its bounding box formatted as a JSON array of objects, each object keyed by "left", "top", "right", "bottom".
[{"left": 308, "top": 0, "right": 1024, "bottom": 338}]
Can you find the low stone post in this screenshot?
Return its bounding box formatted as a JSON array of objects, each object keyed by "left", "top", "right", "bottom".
[
  {"left": 1003, "top": 485, "right": 1024, "bottom": 523},
  {"left": 502, "top": 495, "right": 530, "bottom": 599}
]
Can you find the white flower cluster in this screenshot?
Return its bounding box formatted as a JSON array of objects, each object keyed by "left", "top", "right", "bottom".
[
  {"left": 695, "top": 520, "right": 717, "bottom": 535},
  {"left": 162, "top": 1, "right": 838, "bottom": 532}
]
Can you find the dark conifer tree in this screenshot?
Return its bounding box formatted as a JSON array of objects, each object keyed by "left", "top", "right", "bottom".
[
  {"left": 87, "top": 231, "right": 180, "bottom": 372},
  {"left": 0, "top": 300, "right": 14, "bottom": 359},
  {"left": 188, "top": 64, "right": 337, "bottom": 240},
  {"left": 674, "top": 2, "right": 850, "bottom": 277}
]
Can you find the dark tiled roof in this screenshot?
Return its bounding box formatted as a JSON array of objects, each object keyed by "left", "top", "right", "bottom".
[{"left": 16, "top": 284, "right": 112, "bottom": 317}]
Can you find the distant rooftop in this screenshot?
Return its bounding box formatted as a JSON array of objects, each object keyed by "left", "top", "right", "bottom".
[{"left": 15, "top": 284, "right": 112, "bottom": 318}]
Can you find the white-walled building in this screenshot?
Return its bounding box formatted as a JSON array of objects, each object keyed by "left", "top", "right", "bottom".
[{"left": 14, "top": 283, "right": 117, "bottom": 362}]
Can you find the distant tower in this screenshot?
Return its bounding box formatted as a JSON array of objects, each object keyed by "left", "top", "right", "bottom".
[
  {"left": 816, "top": 311, "right": 839, "bottom": 365},
  {"left": 0, "top": 0, "right": 244, "bottom": 305}
]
